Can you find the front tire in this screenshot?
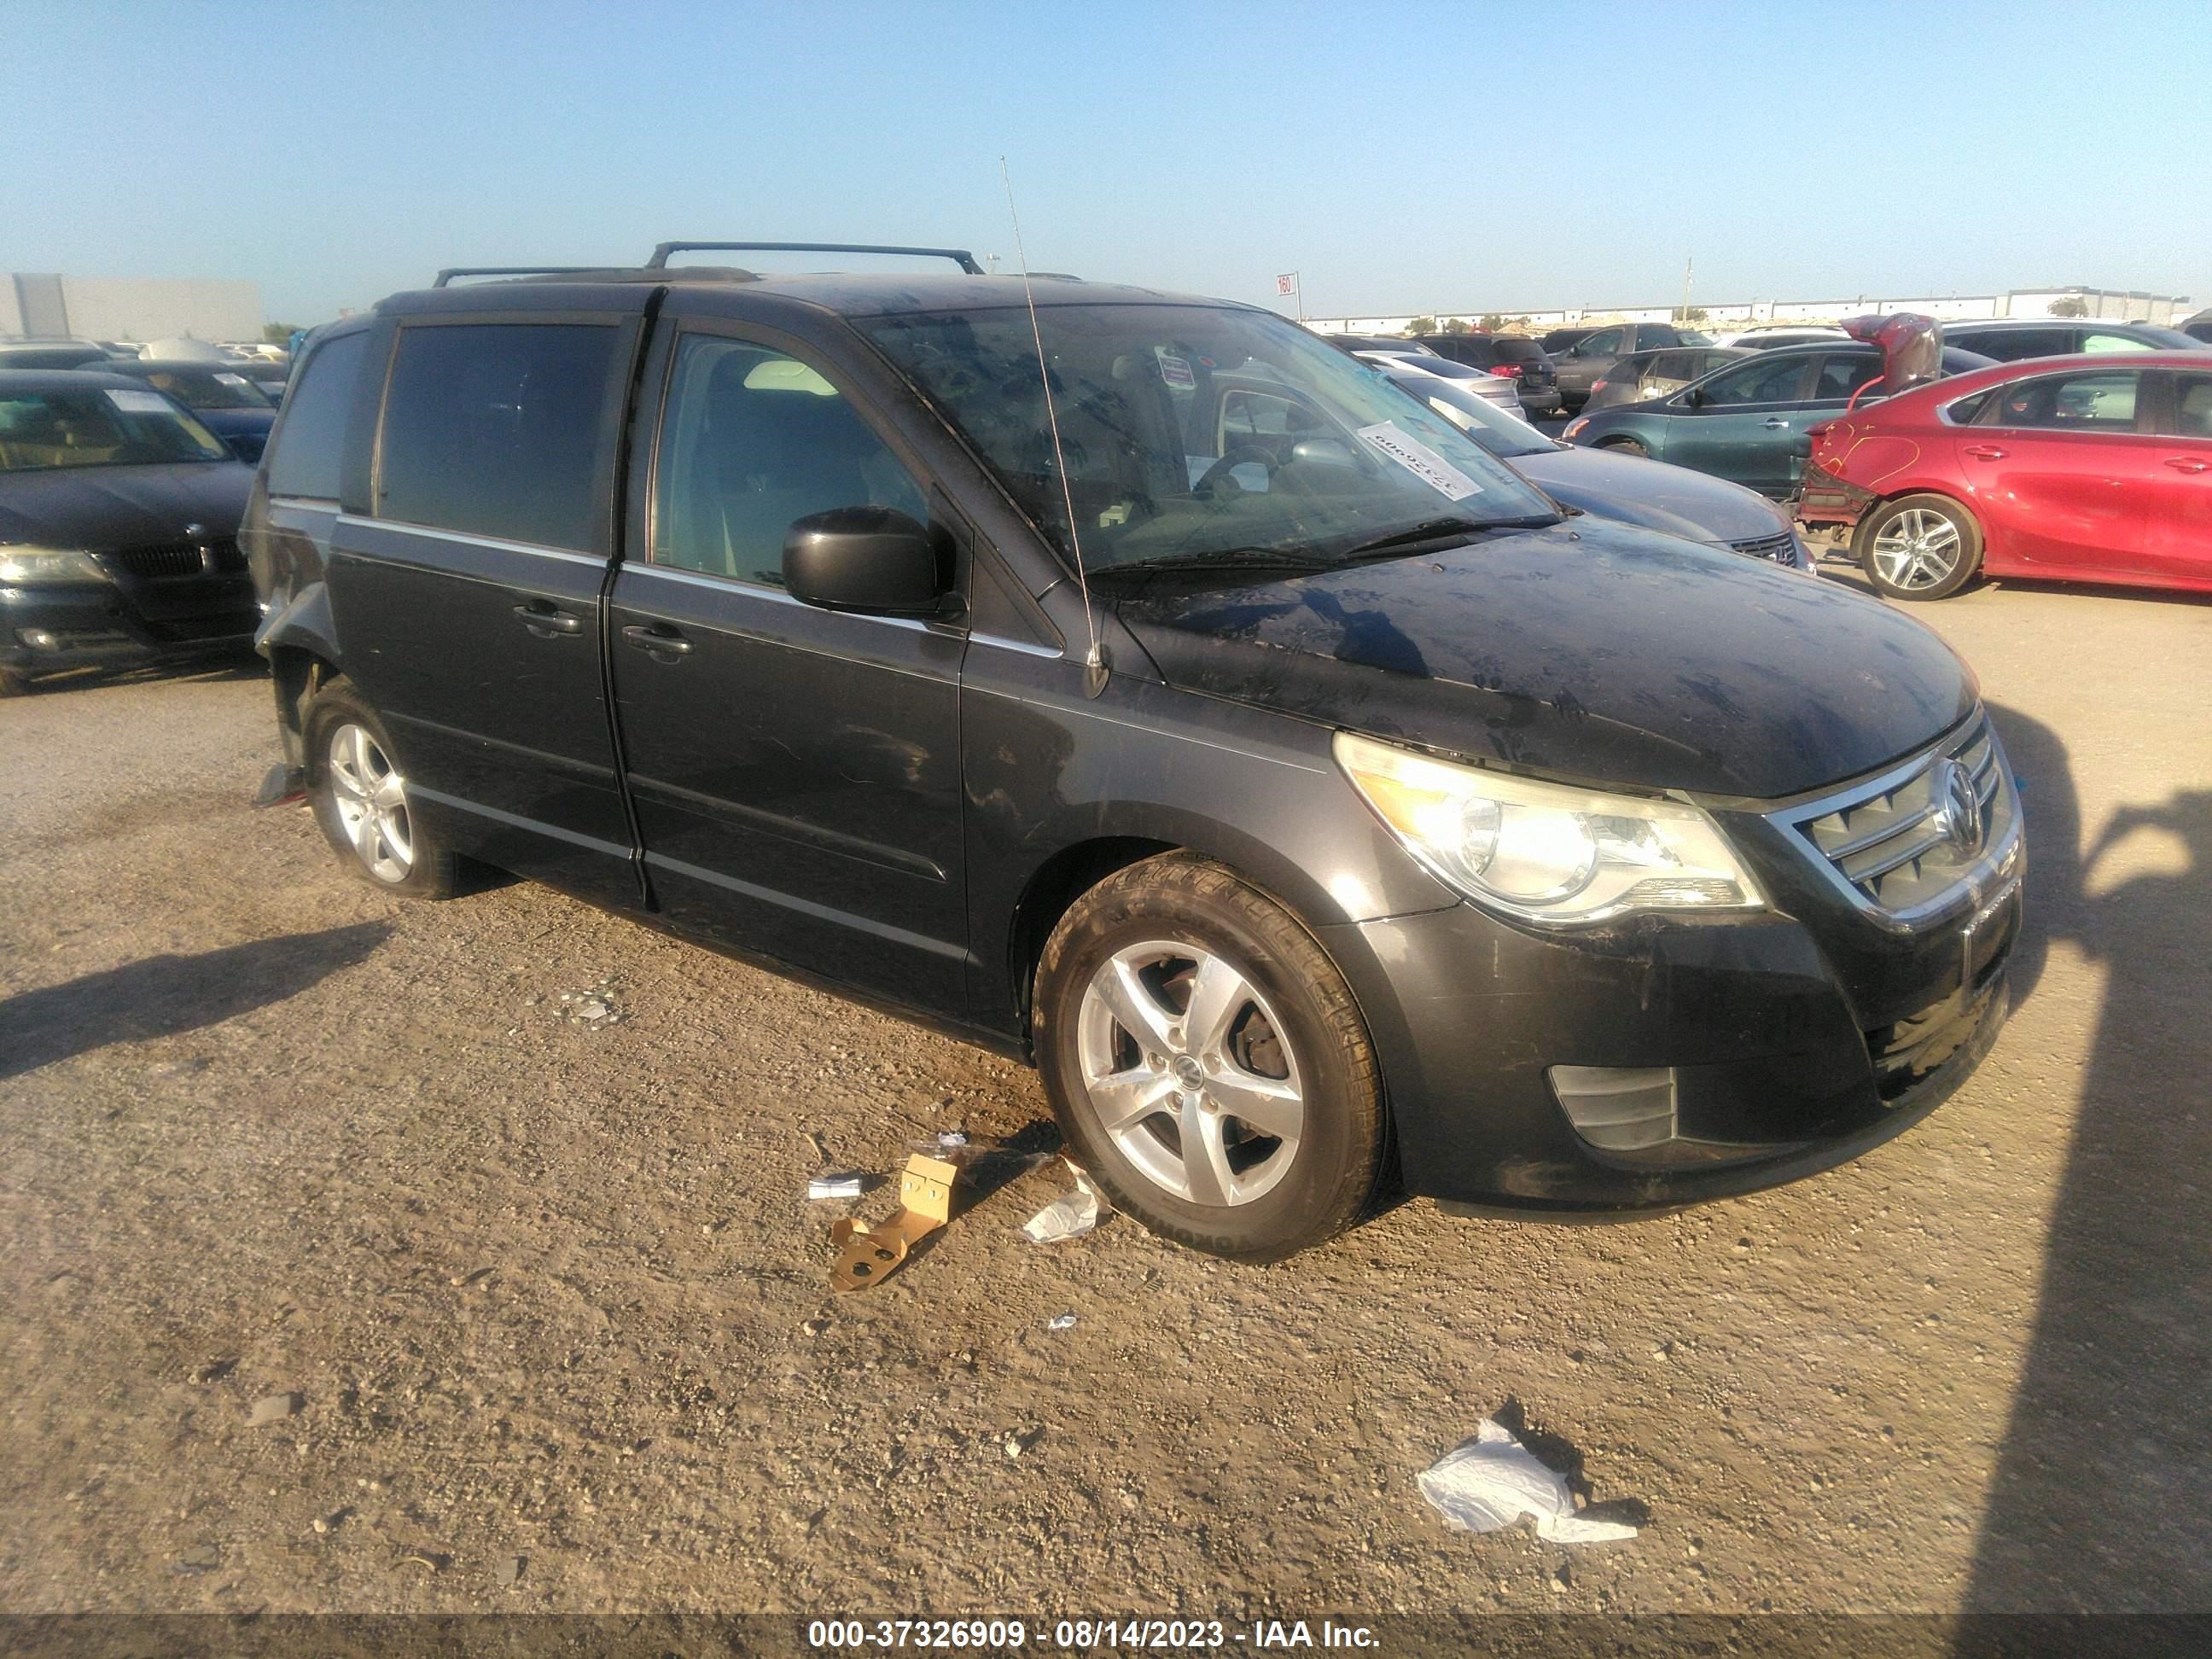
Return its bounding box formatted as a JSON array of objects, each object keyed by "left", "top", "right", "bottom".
[
  {"left": 303, "top": 677, "right": 457, "bottom": 899},
  {"left": 1033, "top": 854, "right": 1386, "bottom": 1262},
  {"left": 1858, "top": 493, "right": 1982, "bottom": 601}
]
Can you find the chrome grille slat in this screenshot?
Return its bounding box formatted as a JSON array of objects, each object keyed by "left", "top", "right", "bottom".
[
  {"left": 1847, "top": 822, "right": 1950, "bottom": 883},
  {"left": 1821, "top": 799, "right": 1941, "bottom": 863}
]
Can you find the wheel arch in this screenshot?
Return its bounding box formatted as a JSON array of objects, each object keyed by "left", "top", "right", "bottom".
[
  {"left": 1849, "top": 486, "right": 1985, "bottom": 563},
  {"left": 259, "top": 580, "right": 347, "bottom": 768}
]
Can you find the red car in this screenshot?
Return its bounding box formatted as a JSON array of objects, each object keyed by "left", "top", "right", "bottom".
[{"left": 1798, "top": 352, "right": 2212, "bottom": 600}]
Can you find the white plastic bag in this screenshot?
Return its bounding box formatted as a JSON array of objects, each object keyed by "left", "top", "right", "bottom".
[
  {"left": 1022, "top": 1166, "right": 1109, "bottom": 1243},
  {"left": 1417, "top": 1419, "right": 1638, "bottom": 1544}
]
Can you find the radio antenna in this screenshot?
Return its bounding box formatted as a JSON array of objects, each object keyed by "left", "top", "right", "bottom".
[{"left": 1000, "top": 156, "right": 1106, "bottom": 695}]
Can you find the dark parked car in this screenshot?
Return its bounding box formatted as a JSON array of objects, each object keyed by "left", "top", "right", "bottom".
[
  {"left": 1798, "top": 352, "right": 2212, "bottom": 600},
  {"left": 1940, "top": 318, "right": 2207, "bottom": 361},
  {"left": 2183, "top": 308, "right": 2212, "bottom": 345},
  {"left": 1550, "top": 322, "right": 1714, "bottom": 411},
  {"left": 0, "top": 371, "right": 256, "bottom": 696},
  {"left": 1411, "top": 335, "right": 1561, "bottom": 418},
  {"left": 1540, "top": 326, "right": 1598, "bottom": 355},
  {"left": 92, "top": 359, "right": 279, "bottom": 462},
  {"left": 247, "top": 246, "right": 2020, "bottom": 1260},
  {"left": 1580, "top": 346, "right": 1749, "bottom": 414},
  {"left": 0, "top": 341, "right": 114, "bottom": 371},
  {"left": 1563, "top": 341, "right": 1996, "bottom": 498},
  {"left": 1376, "top": 362, "right": 1815, "bottom": 572},
  {"left": 230, "top": 358, "right": 293, "bottom": 401}
]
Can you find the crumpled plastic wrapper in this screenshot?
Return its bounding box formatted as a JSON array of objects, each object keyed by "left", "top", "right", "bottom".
[
  {"left": 1417, "top": 1419, "right": 1639, "bottom": 1544},
  {"left": 1022, "top": 1164, "right": 1109, "bottom": 1243}
]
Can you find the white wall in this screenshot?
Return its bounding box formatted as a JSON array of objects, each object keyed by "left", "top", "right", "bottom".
[{"left": 43, "top": 276, "right": 263, "bottom": 343}]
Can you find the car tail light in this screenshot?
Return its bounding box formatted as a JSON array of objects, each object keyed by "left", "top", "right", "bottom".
[
  {"left": 1591, "top": 378, "right": 1609, "bottom": 393},
  {"left": 1489, "top": 363, "right": 1525, "bottom": 378}
]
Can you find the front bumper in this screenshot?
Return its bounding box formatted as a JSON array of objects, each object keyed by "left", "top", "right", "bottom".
[
  {"left": 2, "top": 575, "right": 258, "bottom": 677},
  {"left": 1321, "top": 811, "right": 2022, "bottom": 1213}
]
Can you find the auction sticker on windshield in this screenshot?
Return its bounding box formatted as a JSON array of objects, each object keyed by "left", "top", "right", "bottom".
[
  {"left": 1355, "top": 421, "right": 1484, "bottom": 500},
  {"left": 104, "top": 389, "right": 175, "bottom": 415}
]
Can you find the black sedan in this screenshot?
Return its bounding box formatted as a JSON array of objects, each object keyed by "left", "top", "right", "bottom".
[
  {"left": 1377, "top": 361, "right": 1815, "bottom": 571},
  {"left": 0, "top": 371, "right": 256, "bottom": 696},
  {"left": 89, "top": 359, "right": 279, "bottom": 462}
]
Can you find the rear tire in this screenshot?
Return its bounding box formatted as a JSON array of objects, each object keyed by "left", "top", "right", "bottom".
[
  {"left": 1598, "top": 436, "right": 1650, "bottom": 458},
  {"left": 303, "top": 676, "right": 458, "bottom": 899},
  {"left": 1033, "top": 853, "right": 1386, "bottom": 1262},
  {"left": 1857, "top": 493, "right": 1982, "bottom": 601}
]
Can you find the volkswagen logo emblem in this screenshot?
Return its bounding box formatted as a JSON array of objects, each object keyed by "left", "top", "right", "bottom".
[
  {"left": 183, "top": 522, "right": 207, "bottom": 540},
  {"left": 1934, "top": 760, "right": 1983, "bottom": 857}
]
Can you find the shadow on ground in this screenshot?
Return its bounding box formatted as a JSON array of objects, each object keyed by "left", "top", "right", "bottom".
[
  {"left": 1962, "top": 707, "right": 2212, "bottom": 1613},
  {"left": 0, "top": 922, "right": 389, "bottom": 1080}
]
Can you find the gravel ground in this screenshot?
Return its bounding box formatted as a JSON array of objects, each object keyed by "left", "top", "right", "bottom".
[{"left": 1, "top": 575, "right": 2207, "bottom": 1620}]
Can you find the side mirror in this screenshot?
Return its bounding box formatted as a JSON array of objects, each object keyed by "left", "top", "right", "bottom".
[{"left": 783, "top": 507, "right": 946, "bottom": 615}]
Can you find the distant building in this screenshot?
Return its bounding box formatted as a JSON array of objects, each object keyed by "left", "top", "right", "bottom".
[
  {"left": 3, "top": 272, "right": 264, "bottom": 345},
  {"left": 1306, "top": 283, "right": 2193, "bottom": 335}
]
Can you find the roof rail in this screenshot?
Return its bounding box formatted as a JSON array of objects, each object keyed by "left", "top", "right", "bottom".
[
  {"left": 432, "top": 266, "right": 602, "bottom": 288},
  {"left": 645, "top": 242, "right": 985, "bottom": 276}
]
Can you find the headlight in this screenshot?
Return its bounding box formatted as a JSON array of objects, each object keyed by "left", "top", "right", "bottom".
[
  {"left": 0, "top": 545, "right": 110, "bottom": 584},
  {"left": 1334, "top": 731, "right": 1763, "bottom": 924}
]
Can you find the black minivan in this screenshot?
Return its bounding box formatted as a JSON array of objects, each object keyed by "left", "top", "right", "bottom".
[{"left": 245, "top": 245, "right": 2023, "bottom": 1260}]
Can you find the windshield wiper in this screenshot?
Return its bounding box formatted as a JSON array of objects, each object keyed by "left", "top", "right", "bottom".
[
  {"left": 1091, "top": 547, "right": 1335, "bottom": 579},
  {"left": 1331, "top": 513, "right": 1558, "bottom": 562}
]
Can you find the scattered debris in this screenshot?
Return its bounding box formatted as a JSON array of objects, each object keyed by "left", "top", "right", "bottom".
[
  {"left": 192, "top": 1358, "right": 237, "bottom": 1384},
  {"left": 829, "top": 1155, "right": 957, "bottom": 1292},
  {"left": 495, "top": 1554, "right": 526, "bottom": 1587},
  {"left": 556, "top": 982, "right": 626, "bottom": 1027},
  {"left": 1046, "top": 1313, "right": 1078, "bottom": 1331},
  {"left": 170, "top": 1544, "right": 221, "bottom": 1576},
  {"left": 247, "top": 1392, "right": 304, "bottom": 1427},
  {"left": 1022, "top": 1163, "right": 1109, "bottom": 1243},
  {"left": 448, "top": 1266, "right": 492, "bottom": 1289},
  {"left": 399, "top": 1551, "right": 445, "bottom": 1573},
  {"left": 806, "top": 1175, "right": 865, "bottom": 1202},
  {"left": 1003, "top": 1428, "right": 1043, "bottom": 1460},
  {"left": 1417, "top": 1419, "right": 1639, "bottom": 1544},
  {"left": 935, "top": 1130, "right": 969, "bottom": 1148}
]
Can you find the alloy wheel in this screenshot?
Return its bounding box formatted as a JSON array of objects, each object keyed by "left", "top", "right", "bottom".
[
  {"left": 1075, "top": 940, "right": 1305, "bottom": 1206},
  {"left": 1871, "top": 507, "right": 1963, "bottom": 591},
  {"left": 326, "top": 722, "right": 414, "bottom": 884}
]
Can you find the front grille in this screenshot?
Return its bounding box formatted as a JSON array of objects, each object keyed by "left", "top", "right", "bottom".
[
  {"left": 1727, "top": 531, "right": 1797, "bottom": 564},
  {"left": 102, "top": 538, "right": 242, "bottom": 579},
  {"left": 1773, "top": 713, "right": 2020, "bottom": 923}
]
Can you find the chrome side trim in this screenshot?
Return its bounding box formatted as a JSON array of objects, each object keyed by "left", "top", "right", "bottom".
[
  {"left": 334, "top": 515, "right": 608, "bottom": 568},
  {"left": 969, "top": 631, "right": 1063, "bottom": 660}
]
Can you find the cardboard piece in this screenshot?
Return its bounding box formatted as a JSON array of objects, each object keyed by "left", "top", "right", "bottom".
[{"left": 829, "top": 1154, "right": 957, "bottom": 1291}]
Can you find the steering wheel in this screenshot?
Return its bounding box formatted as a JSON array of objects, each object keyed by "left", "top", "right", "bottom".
[{"left": 1193, "top": 445, "right": 1278, "bottom": 497}]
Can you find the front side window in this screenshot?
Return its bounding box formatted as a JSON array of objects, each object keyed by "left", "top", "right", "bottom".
[
  {"left": 1575, "top": 328, "right": 1626, "bottom": 357},
  {"left": 1697, "top": 354, "right": 1816, "bottom": 405},
  {"left": 0, "top": 386, "right": 229, "bottom": 471},
  {"left": 651, "top": 336, "right": 926, "bottom": 589},
  {"left": 265, "top": 329, "right": 369, "bottom": 499},
  {"left": 1988, "top": 370, "right": 2142, "bottom": 432},
  {"left": 863, "top": 302, "right": 1556, "bottom": 579},
  {"left": 377, "top": 323, "right": 618, "bottom": 550}
]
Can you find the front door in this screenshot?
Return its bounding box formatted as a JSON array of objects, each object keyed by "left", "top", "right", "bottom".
[
  {"left": 325, "top": 312, "right": 641, "bottom": 901},
  {"left": 1958, "top": 367, "right": 2154, "bottom": 579},
  {"left": 1662, "top": 352, "right": 1818, "bottom": 496},
  {"left": 2141, "top": 370, "right": 2212, "bottom": 587},
  {"left": 608, "top": 325, "right": 969, "bottom": 1013}
]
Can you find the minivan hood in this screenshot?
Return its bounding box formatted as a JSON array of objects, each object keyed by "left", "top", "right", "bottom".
[
  {"left": 1510, "top": 444, "right": 1787, "bottom": 545},
  {"left": 1115, "top": 520, "right": 1974, "bottom": 800},
  {"left": 0, "top": 463, "right": 252, "bottom": 550}
]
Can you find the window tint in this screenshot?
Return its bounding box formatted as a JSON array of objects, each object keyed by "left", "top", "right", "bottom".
[
  {"left": 1492, "top": 338, "right": 1545, "bottom": 364},
  {"left": 1698, "top": 354, "right": 1815, "bottom": 405},
  {"left": 1812, "top": 353, "right": 1883, "bottom": 400},
  {"left": 378, "top": 323, "right": 617, "bottom": 550},
  {"left": 1640, "top": 325, "right": 1680, "bottom": 348},
  {"left": 2081, "top": 331, "right": 2153, "bottom": 355},
  {"left": 1959, "top": 328, "right": 2065, "bottom": 361},
  {"left": 1988, "top": 370, "right": 2141, "bottom": 432},
  {"left": 1645, "top": 352, "right": 1691, "bottom": 381},
  {"left": 1575, "top": 329, "right": 1625, "bottom": 356},
  {"left": 2174, "top": 376, "right": 2212, "bottom": 439},
  {"left": 265, "top": 330, "right": 368, "bottom": 498},
  {"left": 1944, "top": 389, "right": 1996, "bottom": 426},
  {"left": 651, "top": 336, "right": 926, "bottom": 588}
]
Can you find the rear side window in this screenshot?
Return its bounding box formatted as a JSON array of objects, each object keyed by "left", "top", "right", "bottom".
[
  {"left": 2081, "top": 331, "right": 2153, "bottom": 355},
  {"left": 377, "top": 323, "right": 618, "bottom": 550},
  {"left": 1988, "top": 370, "right": 2141, "bottom": 432},
  {"left": 1812, "top": 353, "right": 1883, "bottom": 400},
  {"left": 265, "top": 330, "right": 369, "bottom": 498}
]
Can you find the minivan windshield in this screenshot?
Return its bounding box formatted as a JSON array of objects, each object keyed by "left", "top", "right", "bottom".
[
  {"left": 0, "top": 385, "right": 231, "bottom": 470},
  {"left": 863, "top": 303, "right": 1557, "bottom": 577}
]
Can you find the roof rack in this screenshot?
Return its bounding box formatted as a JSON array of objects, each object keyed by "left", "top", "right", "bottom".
[
  {"left": 432, "top": 265, "right": 602, "bottom": 288},
  {"left": 645, "top": 241, "right": 985, "bottom": 276}
]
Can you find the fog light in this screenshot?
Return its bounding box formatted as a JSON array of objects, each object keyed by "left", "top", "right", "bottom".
[{"left": 1548, "top": 1065, "right": 1679, "bottom": 1152}]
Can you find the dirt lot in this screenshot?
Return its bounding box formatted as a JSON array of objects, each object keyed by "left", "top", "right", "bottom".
[{"left": 2, "top": 575, "right": 2208, "bottom": 1621}]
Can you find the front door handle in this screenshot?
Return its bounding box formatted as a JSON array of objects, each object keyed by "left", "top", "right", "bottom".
[
  {"left": 621, "top": 623, "right": 693, "bottom": 658},
  {"left": 513, "top": 603, "right": 584, "bottom": 636},
  {"left": 1761, "top": 417, "right": 1791, "bottom": 429},
  {"left": 1962, "top": 445, "right": 2008, "bottom": 461},
  {"left": 2164, "top": 457, "right": 2210, "bottom": 474}
]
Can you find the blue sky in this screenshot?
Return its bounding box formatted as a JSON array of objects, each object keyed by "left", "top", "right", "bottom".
[{"left": 7, "top": 0, "right": 2209, "bottom": 325}]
